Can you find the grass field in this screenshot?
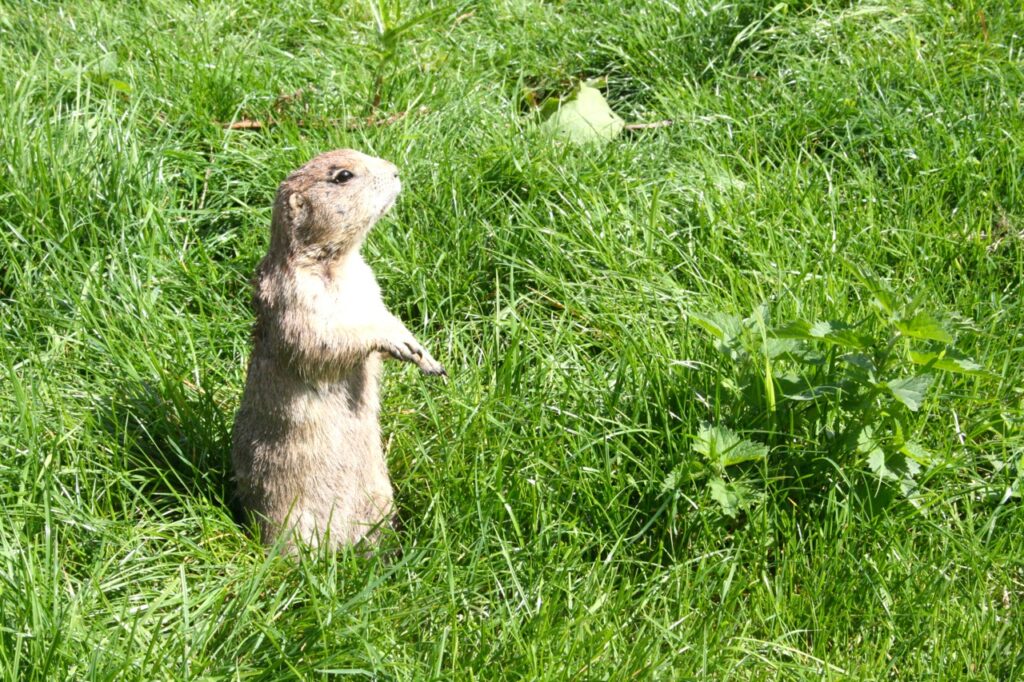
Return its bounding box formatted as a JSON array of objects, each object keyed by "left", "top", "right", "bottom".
[{"left": 1, "top": 0, "right": 1022, "bottom": 678}]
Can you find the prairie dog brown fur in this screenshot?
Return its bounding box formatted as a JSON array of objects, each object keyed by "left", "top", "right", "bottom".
[{"left": 231, "top": 149, "right": 444, "bottom": 551}]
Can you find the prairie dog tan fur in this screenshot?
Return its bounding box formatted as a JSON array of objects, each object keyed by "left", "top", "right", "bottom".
[{"left": 231, "top": 149, "right": 444, "bottom": 551}]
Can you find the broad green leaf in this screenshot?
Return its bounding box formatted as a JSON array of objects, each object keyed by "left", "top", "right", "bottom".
[
  {"left": 909, "top": 349, "right": 984, "bottom": 374},
  {"left": 688, "top": 312, "right": 746, "bottom": 361},
  {"left": 839, "top": 353, "right": 877, "bottom": 373},
  {"left": 849, "top": 263, "right": 896, "bottom": 315},
  {"left": 839, "top": 352, "right": 877, "bottom": 385},
  {"left": 896, "top": 312, "right": 953, "bottom": 343},
  {"left": 779, "top": 380, "right": 840, "bottom": 401},
  {"left": 777, "top": 372, "right": 841, "bottom": 401},
  {"left": 872, "top": 288, "right": 897, "bottom": 316},
  {"left": 867, "top": 448, "right": 895, "bottom": 481},
  {"left": 899, "top": 440, "right": 934, "bottom": 465},
  {"left": 1011, "top": 456, "right": 1023, "bottom": 499},
  {"left": 856, "top": 425, "right": 884, "bottom": 457},
  {"left": 860, "top": 428, "right": 917, "bottom": 481},
  {"left": 707, "top": 477, "right": 756, "bottom": 519},
  {"left": 720, "top": 438, "right": 769, "bottom": 467},
  {"left": 775, "top": 345, "right": 825, "bottom": 366},
  {"left": 660, "top": 458, "right": 707, "bottom": 493},
  {"left": 708, "top": 478, "right": 739, "bottom": 518},
  {"left": 818, "top": 324, "right": 869, "bottom": 349},
  {"left": 541, "top": 83, "right": 624, "bottom": 145},
  {"left": 537, "top": 96, "right": 561, "bottom": 119},
  {"left": 687, "top": 312, "right": 739, "bottom": 340},
  {"left": 867, "top": 448, "right": 920, "bottom": 483},
  {"left": 886, "top": 374, "right": 933, "bottom": 411},
  {"left": 808, "top": 321, "right": 834, "bottom": 337},
  {"left": 774, "top": 320, "right": 868, "bottom": 349},
  {"left": 693, "top": 424, "right": 768, "bottom": 469},
  {"left": 763, "top": 337, "right": 800, "bottom": 359},
  {"left": 901, "top": 454, "right": 925, "bottom": 481},
  {"left": 773, "top": 320, "right": 814, "bottom": 340}
]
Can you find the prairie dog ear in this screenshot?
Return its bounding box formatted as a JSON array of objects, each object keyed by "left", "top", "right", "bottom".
[{"left": 287, "top": 190, "right": 309, "bottom": 227}]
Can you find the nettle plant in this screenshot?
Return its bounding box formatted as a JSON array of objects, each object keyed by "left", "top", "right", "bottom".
[{"left": 671, "top": 276, "right": 985, "bottom": 519}]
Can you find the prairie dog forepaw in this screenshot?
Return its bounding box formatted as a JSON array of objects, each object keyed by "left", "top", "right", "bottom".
[
  {"left": 418, "top": 353, "right": 446, "bottom": 378},
  {"left": 378, "top": 336, "right": 446, "bottom": 378}
]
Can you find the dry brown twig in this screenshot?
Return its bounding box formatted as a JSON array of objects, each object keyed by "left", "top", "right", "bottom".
[
  {"left": 624, "top": 119, "right": 674, "bottom": 131},
  {"left": 221, "top": 106, "right": 430, "bottom": 132}
]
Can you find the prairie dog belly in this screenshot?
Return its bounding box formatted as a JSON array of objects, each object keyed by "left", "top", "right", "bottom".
[{"left": 233, "top": 356, "right": 393, "bottom": 547}]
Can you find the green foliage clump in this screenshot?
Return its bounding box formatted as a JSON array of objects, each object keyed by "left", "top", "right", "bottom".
[{"left": 680, "top": 269, "right": 988, "bottom": 518}]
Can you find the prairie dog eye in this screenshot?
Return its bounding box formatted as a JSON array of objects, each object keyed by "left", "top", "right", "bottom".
[{"left": 331, "top": 169, "right": 354, "bottom": 184}]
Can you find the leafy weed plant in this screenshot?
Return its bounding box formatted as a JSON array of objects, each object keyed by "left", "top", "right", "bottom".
[{"left": 684, "top": 268, "right": 989, "bottom": 518}]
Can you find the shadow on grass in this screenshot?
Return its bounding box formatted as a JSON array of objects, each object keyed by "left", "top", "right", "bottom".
[
  {"left": 95, "top": 376, "right": 412, "bottom": 551},
  {"left": 95, "top": 375, "right": 239, "bottom": 520}
]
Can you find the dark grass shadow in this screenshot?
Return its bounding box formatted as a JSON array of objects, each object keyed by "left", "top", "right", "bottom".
[
  {"left": 95, "top": 375, "right": 420, "bottom": 552},
  {"left": 95, "top": 375, "right": 242, "bottom": 523}
]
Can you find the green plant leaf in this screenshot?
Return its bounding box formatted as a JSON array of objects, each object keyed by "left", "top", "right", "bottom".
[
  {"left": 866, "top": 445, "right": 921, "bottom": 483},
  {"left": 772, "top": 320, "right": 813, "bottom": 339},
  {"left": 896, "top": 312, "right": 953, "bottom": 343},
  {"left": 866, "top": 447, "right": 894, "bottom": 480},
  {"left": 857, "top": 425, "right": 884, "bottom": 456},
  {"left": 859, "top": 426, "right": 899, "bottom": 481},
  {"left": 886, "top": 374, "right": 933, "bottom": 411},
  {"left": 688, "top": 312, "right": 746, "bottom": 361},
  {"left": 763, "top": 337, "right": 801, "bottom": 359},
  {"left": 90, "top": 51, "right": 119, "bottom": 77},
  {"left": 898, "top": 440, "right": 934, "bottom": 465},
  {"left": 848, "top": 263, "right": 897, "bottom": 316},
  {"left": 775, "top": 344, "right": 825, "bottom": 366},
  {"left": 909, "top": 349, "right": 984, "bottom": 374},
  {"left": 541, "top": 83, "right": 624, "bottom": 145},
  {"left": 839, "top": 353, "right": 877, "bottom": 373},
  {"left": 536, "top": 96, "right": 561, "bottom": 119},
  {"left": 693, "top": 424, "right": 768, "bottom": 469},
  {"left": 688, "top": 312, "right": 734, "bottom": 340},
  {"left": 774, "top": 320, "right": 868, "bottom": 349},
  {"left": 707, "top": 477, "right": 756, "bottom": 519},
  {"left": 1011, "top": 455, "right": 1023, "bottom": 500},
  {"left": 661, "top": 458, "right": 707, "bottom": 493},
  {"left": 777, "top": 374, "right": 841, "bottom": 401}
]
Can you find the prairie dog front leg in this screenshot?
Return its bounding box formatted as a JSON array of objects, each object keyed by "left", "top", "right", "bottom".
[{"left": 374, "top": 319, "right": 446, "bottom": 377}]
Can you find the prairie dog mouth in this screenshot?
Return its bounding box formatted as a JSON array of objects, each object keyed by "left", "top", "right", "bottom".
[{"left": 378, "top": 179, "right": 401, "bottom": 217}]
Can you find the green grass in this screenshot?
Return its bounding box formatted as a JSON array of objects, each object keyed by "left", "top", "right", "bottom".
[{"left": 1, "top": 0, "right": 1022, "bottom": 678}]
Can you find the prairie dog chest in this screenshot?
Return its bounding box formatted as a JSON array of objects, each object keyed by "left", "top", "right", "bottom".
[{"left": 297, "top": 256, "right": 384, "bottom": 327}]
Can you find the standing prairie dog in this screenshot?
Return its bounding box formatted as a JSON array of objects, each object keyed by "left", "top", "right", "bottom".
[{"left": 231, "top": 149, "right": 445, "bottom": 552}]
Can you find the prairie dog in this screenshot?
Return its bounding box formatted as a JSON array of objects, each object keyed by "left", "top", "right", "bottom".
[{"left": 231, "top": 149, "right": 444, "bottom": 551}]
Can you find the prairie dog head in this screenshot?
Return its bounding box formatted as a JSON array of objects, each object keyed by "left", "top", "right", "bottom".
[{"left": 269, "top": 149, "right": 401, "bottom": 262}]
